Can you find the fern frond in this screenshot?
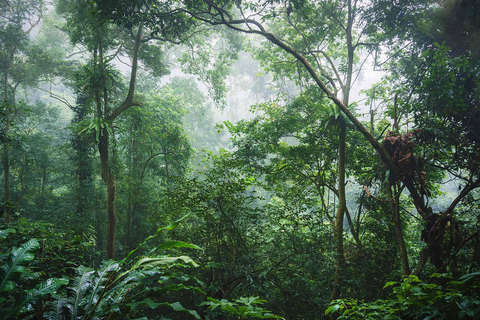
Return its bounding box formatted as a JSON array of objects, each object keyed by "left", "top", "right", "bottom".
[{"left": 0, "top": 239, "right": 39, "bottom": 294}]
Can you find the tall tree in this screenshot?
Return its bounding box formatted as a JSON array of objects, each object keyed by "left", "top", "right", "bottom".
[
  {"left": 118, "top": 84, "right": 192, "bottom": 251},
  {"left": 59, "top": 0, "right": 222, "bottom": 259},
  {"left": 58, "top": 0, "right": 150, "bottom": 258},
  {"left": 97, "top": 0, "right": 480, "bottom": 275},
  {"left": 364, "top": 0, "right": 480, "bottom": 274},
  {"left": 0, "top": 0, "right": 45, "bottom": 223}
]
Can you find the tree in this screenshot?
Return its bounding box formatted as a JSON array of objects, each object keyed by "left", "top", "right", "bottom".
[
  {"left": 364, "top": 0, "right": 480, "bottom": 274},
  {"left": 118, "top": 84, "right": 192, "bottom": 251},
  {"left": 1, "top": 0, "right": 45, "bottom": 223},
  {"left": 95, "top": 0, "right": 480, "bottom": 277},
  {"left": 57, "top": 0, "right": 153, "bottom": 259},
  {"left": 59, "top": 0, "right": 232, "bottom": 259},
  {"left": 115, "top": 0, "right": 375, "bottom": 299}
]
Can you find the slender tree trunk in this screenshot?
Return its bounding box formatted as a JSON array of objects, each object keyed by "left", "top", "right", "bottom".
[
  {"left": 3, "top": 137, "right": 11, "bottom": 223},
  {"left": 17, "top": 152, "right": 27, "bottom": 209},
  {"left": 3, "top": 70, "right": 11, "bottom": 223},
  {"left": 99, "top": 131, "right": 116, "bottom": 259},
  {"left": 94, "top": 23, "right": 142, "bottom": 259},
  {"left": 73, "top": 94, "right": 92, "bottom": 217},
  {"left": 332, "top": 120, "right": 346, "bottom": 300},
  {"left": 387, "top": 180, "right": 410, "bottom": 275},
  {"left": 387, "top": 93, "right": 410, "bottom": 274},
  {"left": 332, "top": 0, "right": 354, "bottom": 299},
  {"left": 106, "top": 175, "right": 116, "bottom": 259},
  {"left": 126, "top": 124, "right": 136, "bottom": 251}
]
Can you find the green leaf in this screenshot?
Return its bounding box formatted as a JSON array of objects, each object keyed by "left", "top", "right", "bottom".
[
  {"left": 157, "top": 241, "right": 202, "bottom": 251},
  {"left": 0, "top": 229, "right": 16, "bottom": 239},
  {"left": 132, "top": 256, "right": 198, "bottom": 270},
  {"left": 384, "top": 281, "right": 398, "bottom": 289},
  {"left": 44, "top": 297, "right": 68, "bottom": 320},
  {"left": 127, "top": 298, "right": 163, "bottom": 309},
  {"left": 84, "top": 261, "right": 119, "bottom": 316},
  {"left": 123, "top": 214, "right": 191, "bottom": 262},
  {"left": 0, "top": 239, "right": 39, "bottom": 294},
  {"left": 170, "top": 301, "right": 202, "bottom": 319},
  {"left": 459, "top": 272, "right": 480, "bottom": 284},
  {"left": 325, "top": 304, "right": 340, "bottom": 315},
  {"left": 67, "top": 266, "right": 94, "bottom": 320},
  {"left": 6, "top": 278, "right": 68, "bottom": 319}
]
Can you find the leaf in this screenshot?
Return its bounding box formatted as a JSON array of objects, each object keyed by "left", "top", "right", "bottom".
[
  {"left": 170, "top": 301, "right": 202, "bottom": 319},
  {"left": 127, "top": 298, "right": 163, "bottom": 309},
  {"left": 0, "top": 239, "right": 39, "bottom": 294},
  {"left": 132, "top": 256, "right": 198, "bottom": 270},
  {"left": 66, "top": 266, "right": 94, "bottom": 320},
  {"left": 84, "top": 261, "right": 119, "bottom": 316},
  {"left": 325, "top": 304, "right": 340, "bottom": 315},
  {"left": 0, "top": 229, "right": 16, "bottom": 239},
  {"left": 6, "top": 278, "right": 68, "bottom": 319},
  {"left": 127, "top": 300, "right": 201, "bottom": 319},
  {"left": 157, "top": 241, "right": 202, "bottom": 251},
  {"left": 459, "top": 272, "right": 480, "bottom": 284},
  {"left": 44, "top": 297, "right": 68, "bottom": 320},
  {"left": 123, "top": 214, "right": 191, "bottom": 262},
  {"left": 384, "top": 281, "right": 398, "bottom": 289}
]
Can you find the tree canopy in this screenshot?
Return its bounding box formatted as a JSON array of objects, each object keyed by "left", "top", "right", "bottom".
[{"left": 0, "top": 0, "right": 479, "bottom": 319}]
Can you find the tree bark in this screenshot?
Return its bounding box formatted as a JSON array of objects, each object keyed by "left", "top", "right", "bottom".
[
  {"left": 3, "top": 69, "right": 11, "bottom": 223},
  {"left": 332, "top": 1, "right": 354, "bottom": 299},
  {"left": 332, "top": 120, "right": 346, "bottom": 300},
  {"left": 387, "top": 180, "right": 410, "bottom": 275},
  {"left": 99, "top": 131, "right": 116, "bottom": 259},
  {"left": 96, "top": 24, "right": 143, "bottom": 259},
  {"left": 3, "top": 138, "right": 11, "bottom": 223}
]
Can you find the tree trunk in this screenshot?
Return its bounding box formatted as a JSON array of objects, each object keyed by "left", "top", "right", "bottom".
[
  {"left": 126, "top": 124, "right": 137, "bottom": 251},
  {"left": 41, "top": 165, "right": 46, "bottom": 197},
  {"left": 3, "top": 139, "right": 11, "bottom": 223},
  {"left": 387, "top": 179, "right": 410, "bottom": 275},
  {"left": 73, "top": 94, "right": 92, "bottom": 217},
  {"left": 99, "top": 130, "right": 116, "bottom": 259},
  {"left": 332, "top": 0, "right": 354, "bottom": 298},
  {"left": 106, "top": 175, "right": 116, "bottom": 260},
  {"left": 332, "top": 120, "right": 346, "bottom": 300},
  {"left": 3, "top": 70, "right": 11, "bottom": 223}
]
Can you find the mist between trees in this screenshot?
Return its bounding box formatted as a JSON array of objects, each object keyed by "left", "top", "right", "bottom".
[{"left": 0, "top": 0, "right": 479, "bottom": 319}]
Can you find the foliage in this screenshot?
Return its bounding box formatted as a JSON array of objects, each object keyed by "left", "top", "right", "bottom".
[
  {"left": 0, "top": 238, "right": 68, "bottom": 319},
  {"left": 0, "top": 238, "right": 39, "bottom": 295},
  {"left": 2, "top": 0, "right": 480, "bottom": 320},
  {"left": 0, "top": 217, "right": 205, "bottom": 319},
  {"left": 327, "top": 274, "right": 480, "bottom": 320},
  {"left": 0, "top": 218, "right": 91, "bottom": 278},
  {"left": 202, "top": 296, "right": 283, "bottom": 319}
]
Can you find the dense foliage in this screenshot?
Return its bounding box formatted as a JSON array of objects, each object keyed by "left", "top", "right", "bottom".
[{"left": 1, "top": 0, "right": 479, "bottom": 319}]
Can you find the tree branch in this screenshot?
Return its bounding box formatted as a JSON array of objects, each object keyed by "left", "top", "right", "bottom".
[{"left": 108, "top": 23, "right": 144, "bottom": 121}]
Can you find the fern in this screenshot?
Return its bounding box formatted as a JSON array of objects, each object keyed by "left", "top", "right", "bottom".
[
  {"left": 44, "top": 297, "right": 68, "bottom": 320},
  {"left": 0, "top": 239, "right": 68, "bottom": 319},
  {"left": 83, "top": 261, "right": 119, "bottom": 318},
  {"left": 66, "top": 266, "right": 94, "bottom": 319},
  {"left": 0, "top": 238, "right": 39, "bottom": 294},
  {"left": 4, "top": 278, "right": 68, "bottom": 319}
]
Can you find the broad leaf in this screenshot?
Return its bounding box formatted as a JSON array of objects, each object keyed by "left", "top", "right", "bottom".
[
  {"left": 132, "top": 256, "right": 198, "bottom": 270},
  {"left": 5, "top": 278, "right": 68, "bottom": 319},
  {"left": 0, "top": 229, "right": 15, "bottom": 240},
  {"left": 157, "top": 240, "right": 202, "bottom": 251},
  {"left": 0, "top": 239, "right": 39, "bottom": 294}
]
